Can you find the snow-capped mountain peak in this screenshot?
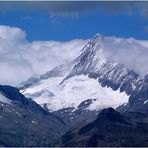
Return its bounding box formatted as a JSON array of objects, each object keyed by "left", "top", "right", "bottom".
[
  {"left": 67, "top": 33, "right": 106, "bottom": 79},
  {"left": 20, "top": 34, "right": 132, "bottom": 112},
  {"left": 88, "top": 33, "right": 102, "bottom": 45},
  {"left": 80, "top": 33, "right": 103, "bottom": 54},
  {"left": 19, "top": 33, "right": 148, "bottom": 126}
]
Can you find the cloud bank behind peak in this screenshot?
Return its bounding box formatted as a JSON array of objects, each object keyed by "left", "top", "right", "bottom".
[
  {"left": 0, "top": 25, "right": 87, "bottom": 85},
  {"left": 102, "top": 36, "right": 148, "bottom": 77},
  {"left": 0, "top": 25, "right": 147, "bottom": 85}
]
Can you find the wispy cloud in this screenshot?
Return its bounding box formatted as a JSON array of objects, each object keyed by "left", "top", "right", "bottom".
[
  {"left": 21, "top": 16, "right": 32, "bottom": 21},
  {"left": 102, "top": 36, "right": 148, "bottom": 77}
]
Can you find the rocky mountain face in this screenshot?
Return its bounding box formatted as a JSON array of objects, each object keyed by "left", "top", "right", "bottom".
[
  {"left": 65, "top": 34, "right": 148, "bottom": 113},
  {"left": 0, "top": 85, "right": 68, "bottom": 146},
  {"left": 56, "top": 108, "right": 148, "bottom": 147},
  {"left": 126, "top": 74, "right": 148, "bottom": 113},
  {"left": 52, "top": 99, "right": 99, "bottom": 126},
  {"left": 66, "top": 34, "right": 138, "bottom": 92}
]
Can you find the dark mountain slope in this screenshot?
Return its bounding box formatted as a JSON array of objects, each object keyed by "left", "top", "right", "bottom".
[
  {"left": 0, "top": 85, "right": 68, "bottom": 147},
  {"left": 56, "top": 108, "right": 148, "bottom": 147}
]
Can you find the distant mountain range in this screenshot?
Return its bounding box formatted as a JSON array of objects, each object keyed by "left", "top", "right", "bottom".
[{"left": 0, "top": 34, "right": 147, "bottom": 146}]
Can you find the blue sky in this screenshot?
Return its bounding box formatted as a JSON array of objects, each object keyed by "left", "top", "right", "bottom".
[{"left": 0, "top": 1, "right": 148, "bottom": 41}]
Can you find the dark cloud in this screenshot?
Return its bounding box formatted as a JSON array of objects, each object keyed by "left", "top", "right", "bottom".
[
  {"left": 0, "top": 1, "right": 147, "bottom": 17},
  {"left": 0, "top": 1, "right": 99, "bottom": 14}
]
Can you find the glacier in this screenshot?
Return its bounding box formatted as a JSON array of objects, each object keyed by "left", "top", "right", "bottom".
[{"left": 23, "top": 74, "right": 128, "bottom": 111}]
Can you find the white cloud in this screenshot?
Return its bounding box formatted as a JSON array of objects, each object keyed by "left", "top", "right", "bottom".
[
  {"left": 0, "top": 25, "right": 147, "bottom": 86},
  {"left": 0, "top": 25, "right": 26, "bottom": 48},
  {"left": 102, "top": 36, "right": 148, "bottom": 77},
  {"left": 0, "top": 25, "right": 87, "bottom": 86}
]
